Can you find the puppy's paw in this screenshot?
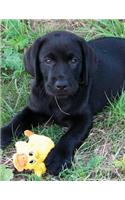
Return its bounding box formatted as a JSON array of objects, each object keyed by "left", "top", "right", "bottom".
[
  {"left": 45, "top": 147, "right": 72, "bottom": 176},
  {"left": 0, "top": 126, "right": 12, "bottom": 149}
]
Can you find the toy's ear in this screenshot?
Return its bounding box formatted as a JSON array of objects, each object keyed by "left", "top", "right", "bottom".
[
  {"left": 13, "top": 154, "right": 28, "bottom": 172},
  {"left": 24, "top": 37, "right": 45, "bottom": 82},
  {"left": 79, "top": 39, "right": 98, "bottom": 86},
  {"left": 24, "top": 130, "right": 34, "bottom": 138}
]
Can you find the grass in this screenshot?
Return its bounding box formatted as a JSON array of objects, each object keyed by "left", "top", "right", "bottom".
[{"left": 0, "top": 19, "right": 125, "bottom": 181}]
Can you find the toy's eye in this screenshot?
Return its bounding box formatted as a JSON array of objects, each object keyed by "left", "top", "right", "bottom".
[
  {"left": 29, "top": 152, "right": 34, "bottom": 156},
  {"left": 29, "top": 160, "right": 36, "bottom": 164}
]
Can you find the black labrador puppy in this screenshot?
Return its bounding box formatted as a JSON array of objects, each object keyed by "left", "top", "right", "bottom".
[{"left": 1, "top": 31, "right": 125, "bottom": 175}]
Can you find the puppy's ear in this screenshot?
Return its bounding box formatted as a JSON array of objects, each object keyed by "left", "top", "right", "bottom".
[
  {"left": 24, "top": 37, "right": 45, "bottom": 80},
  {"left": 80, "top": 39, "right": 97, "bottom": 86}
]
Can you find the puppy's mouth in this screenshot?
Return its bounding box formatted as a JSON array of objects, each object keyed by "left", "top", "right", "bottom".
[
  {"left": 45, "top": 84, "right": 79, "bottom": 98},
  {"left": 55, "top": 93, "right": 69, "bottom": 98},
  {"left": 47, "top": 90, "right": 70, "bottom": 98},
  {"left": 46, "top": 89, "right": 78, "bottom": 99}
]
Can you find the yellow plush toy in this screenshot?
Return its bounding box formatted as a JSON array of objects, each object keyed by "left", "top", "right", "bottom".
[{"left": 12, "top": 130, "right": 55, "bottom": 176}]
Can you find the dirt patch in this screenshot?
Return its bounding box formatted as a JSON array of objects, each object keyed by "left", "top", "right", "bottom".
[{"left": 28, "top": 19, "right": 87, "bottom": 31}]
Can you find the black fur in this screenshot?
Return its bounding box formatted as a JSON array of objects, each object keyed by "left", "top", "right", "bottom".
[{"left": 1, "top": 31, "right": 125, "bottom": 175}]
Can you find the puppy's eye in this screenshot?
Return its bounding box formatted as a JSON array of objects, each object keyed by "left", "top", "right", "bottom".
[
  {"left": 45, "top": 58, "right": 52, "bottom": 64},
  {"left": 70, "top": 58, "right": 78, "bottom": 64}
]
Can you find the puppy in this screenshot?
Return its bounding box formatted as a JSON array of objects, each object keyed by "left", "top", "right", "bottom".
[{"left": 1, "top": 31, "right": 125, "bottom": 175}]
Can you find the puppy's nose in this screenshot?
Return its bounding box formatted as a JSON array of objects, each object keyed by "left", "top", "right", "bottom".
[{"left": 55, "top": 80, "right": 68, "bottom": 91}]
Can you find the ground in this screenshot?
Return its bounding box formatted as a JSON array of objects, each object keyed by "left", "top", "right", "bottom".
[{"left": 0, "top": 19, "right": 125, "bottom": 181}]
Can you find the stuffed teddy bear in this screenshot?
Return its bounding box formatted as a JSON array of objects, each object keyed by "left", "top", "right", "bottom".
[{"left": 12, "top": 130, "right": 55, "bottom": 176}]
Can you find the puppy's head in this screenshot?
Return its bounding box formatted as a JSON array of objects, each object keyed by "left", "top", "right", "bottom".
[{"left": 24, "top": 31, "right": 97, "bottom": 98}]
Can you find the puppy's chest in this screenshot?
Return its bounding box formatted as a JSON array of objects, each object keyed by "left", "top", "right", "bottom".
[
  {"left": 29, "top": 91, "right": 71, "bottom": 121},
  {"left": 28, "top": 89, "right": 51, "bottom": 114},
  {"left": 49, "top": 99, "right": 73, "bottom": 125}
]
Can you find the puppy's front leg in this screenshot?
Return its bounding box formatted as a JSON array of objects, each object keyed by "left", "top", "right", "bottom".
[
  {"left": 45, "top": 110, "right": 93, "bottom": 175},
  {"left": 0, "top": 106, "right": 48, "bottom": 149}
]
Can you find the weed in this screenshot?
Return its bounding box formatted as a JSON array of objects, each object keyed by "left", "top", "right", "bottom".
[
  {"left": 59, "top": 154, "right": 104, "bottom": 181},
  {"left": 75, "top": 19, "right": 125, "bottom": 40},
  {"left": 0, "top": 164, "right": 14, "bottom": 181}
]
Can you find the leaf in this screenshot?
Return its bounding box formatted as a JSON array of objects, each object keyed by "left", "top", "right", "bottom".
[
  {"left": 114, "top": 155, "right": 125, "bottom": 171},
  {"left": 7, "top": 35, "right": 29, "bottom": 51},
  {"left": 0, "top": 164, "right": 14, "bottom": 181},
  {"left": 28, "top": 174, "right": 42, "bottom": 181},
  {"left": 2, "top": 48, "right": 23, "bottom": 70}
]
